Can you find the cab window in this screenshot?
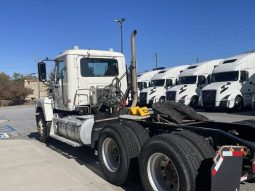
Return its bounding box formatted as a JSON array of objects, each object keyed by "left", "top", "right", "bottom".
[
  {"left": 80, "top": 58, "right": 119, "bottom": 77},
  {"left": 56, "top": 60, "right": 65, "bottom": 81}
]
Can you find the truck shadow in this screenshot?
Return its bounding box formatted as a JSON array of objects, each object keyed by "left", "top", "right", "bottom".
[{"left": 28, "top": 132, "right": 143, "bottom": 191}]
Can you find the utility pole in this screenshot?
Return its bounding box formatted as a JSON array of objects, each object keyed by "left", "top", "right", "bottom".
[
  {"left": 154, "top": 53, "right": 158, "bottom": 69},
  {"left": 114, "top": 18, "right": 125, "bottom": 53}
]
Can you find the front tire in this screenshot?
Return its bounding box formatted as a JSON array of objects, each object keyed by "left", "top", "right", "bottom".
[
  {"left": 190, "top": 96, "right": 199, "bottom": 108},
  {"left": 36, "top": 111, "right": 50, "bottom": 143}
]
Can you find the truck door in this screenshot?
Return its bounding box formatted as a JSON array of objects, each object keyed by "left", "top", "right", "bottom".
[
  {"left": 54, "top": 60, "right": 66, "bottom": 110},
  {"left": 240, "top": 70, "right": 252, "bottom": 106}
]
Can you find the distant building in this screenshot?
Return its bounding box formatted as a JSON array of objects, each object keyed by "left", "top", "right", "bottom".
[{"left": 24, "top": 80, "right": 48, "bottom": 100}]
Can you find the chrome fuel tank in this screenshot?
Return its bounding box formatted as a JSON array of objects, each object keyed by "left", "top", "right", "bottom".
[{"left": 53, "top": 115, "right": 94, "bottom": 145}]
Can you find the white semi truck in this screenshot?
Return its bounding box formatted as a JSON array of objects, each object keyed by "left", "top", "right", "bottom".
[
  {"left": 166, "top": 59, "right": 222, "bottom": 108},
  {"left": 35, "top": 31, "right": 254, "bottom": 191},
  {"left": 139, "top": 65, "right": 189, "bottom": 105},
  {"left": 201, "top": 52, "right": 255, "bottom": 110}
]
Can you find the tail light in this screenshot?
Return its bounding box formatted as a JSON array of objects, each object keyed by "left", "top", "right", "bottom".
[{"left": 252, "top": 159, "right": 255, "bottom": 174}]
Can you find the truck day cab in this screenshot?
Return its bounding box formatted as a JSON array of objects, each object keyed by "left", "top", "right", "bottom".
[
  {"left": 35, "top": 31, "right": 255, "bottom": 191},
  {"left": 139, "top": 65, "right": 189, "bottom": 105},
  {"left": 201, "top": 52, "right": 255, "bottom": 110},
  {"left": 166, "top": 59, "right": 222, "bottom": 108}
]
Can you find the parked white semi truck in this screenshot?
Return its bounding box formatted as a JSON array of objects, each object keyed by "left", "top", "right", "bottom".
[
  {"left": 201, "top": 52, "right": 255, "bottom": 110},
  {"left": 35, "top": 31, "right": 254, "bottom": 191},
  {"left": 139, "top": 65, "right": 189, "bottom": 105},
  {"left": 166, "top": 59, "right": 222, "bottom": 108}
]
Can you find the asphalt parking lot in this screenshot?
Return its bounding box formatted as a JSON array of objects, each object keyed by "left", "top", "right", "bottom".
[{"left": 0, "top": 105, "right": 254, "bottom": 191}]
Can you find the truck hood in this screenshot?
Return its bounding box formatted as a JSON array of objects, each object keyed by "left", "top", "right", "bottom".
[
  {"left": 202, "top": 81, "right": 240, "bottom": 102},
  {"left": 202, "top": 82, "right": 235, "bottom": 91},
  {"left": 168, "top": 84, "right": 198, "bottom": 100},
  {"left": 169, "top": 84, "right": 197, "bottom": 93}
]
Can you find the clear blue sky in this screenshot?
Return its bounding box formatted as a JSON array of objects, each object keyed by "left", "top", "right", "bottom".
[{"left": 0, "top": 0, "right": 255, "bottom": 75}]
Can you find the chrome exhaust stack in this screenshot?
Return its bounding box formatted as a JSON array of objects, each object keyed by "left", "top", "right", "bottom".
[{"left": 130, "top": 30, "right": 138, "bottom": 108}]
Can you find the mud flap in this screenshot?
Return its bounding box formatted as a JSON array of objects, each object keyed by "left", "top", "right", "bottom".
[{"left": 211, "top": 146, "right": 245, "bottom": 191}]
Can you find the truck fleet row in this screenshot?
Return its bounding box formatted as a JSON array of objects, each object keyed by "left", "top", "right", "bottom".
[{"left": 138, "top": 52, "right": 255, "bottom": 110}]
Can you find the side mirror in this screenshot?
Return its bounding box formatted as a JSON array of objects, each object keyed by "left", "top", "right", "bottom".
[
  {"left": 240, "top": 70, "right": 248, "bottom": 82},
  {"left": 207, "top": 75, "right": 211, "bottom": 84},
  {"left": 38, "top": 62, "right": 47, "bottom": 82},
  {"left": 166, "top": 79, "right": 173, "bottom": 87},
  {"left": 198, "top": 76, "right": 206, "bottom": 85}
]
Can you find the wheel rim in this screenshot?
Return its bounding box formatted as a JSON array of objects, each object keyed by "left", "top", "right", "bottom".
[
  {"left": 147, "top": 153, "right": 179, "bottom": 191},
  {"left": 102, "top": 138, "right": 120, "bottom": 173},
  {"left": 37, "top": 119, "right": 44, "bottom": 136}
]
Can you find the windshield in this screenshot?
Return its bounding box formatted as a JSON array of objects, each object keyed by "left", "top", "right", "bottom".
[
  {"left": 179, "top": 76, "right": 197, "bottom": 84},
  {"left": 150, "top": 79, "right": 165, "bottom": 87},
  {"left": 211, "top": 71, "right": 239, "bottom": 82}
]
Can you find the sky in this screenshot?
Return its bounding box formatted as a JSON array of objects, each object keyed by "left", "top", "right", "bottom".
[{"left": 0, "top": 0, "right": 255, "bottom": 75}]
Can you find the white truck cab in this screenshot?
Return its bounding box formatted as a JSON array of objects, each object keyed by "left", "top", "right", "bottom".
[
  {"left": 166, "top": 59, "right": 222, "bottom": 107},
  {"left": 139, "top": 65, "right": 189, "bottom": 105},
  {"left": 36, "top": 47, "right": 128, "bottom": 122},
  {"left": 201, "top": 52, "right": 255, "bottom": 110}
]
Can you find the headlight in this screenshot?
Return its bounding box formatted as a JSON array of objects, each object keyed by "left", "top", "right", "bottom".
[
  {"left": 149, "top": 96, "right": 156, "bottom": 105},
  {"left": 179, "top": 95, "right": 187, "bottom": 104},
  {"left": 180, "top": 95, "right": 187, "bottom": 100},
  {"left": 150, "top": 96, "right": 156, "bottom": 101}
]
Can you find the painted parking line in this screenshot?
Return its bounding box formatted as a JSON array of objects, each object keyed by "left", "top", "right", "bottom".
[{"left": 0, "top": 125, "right": 18, "bottom": 139}]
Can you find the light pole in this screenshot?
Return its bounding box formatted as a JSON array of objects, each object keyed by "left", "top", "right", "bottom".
[
  {"left": 114, "top": 18, "right": 125, "bottom": 53},
  {"left": 154, "top": 52, "right": 158, "bottom": 69}
]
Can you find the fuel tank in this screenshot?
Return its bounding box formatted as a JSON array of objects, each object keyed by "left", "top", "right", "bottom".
[{"left": 53, "top": 115, "right": 94, "bottom": 145}]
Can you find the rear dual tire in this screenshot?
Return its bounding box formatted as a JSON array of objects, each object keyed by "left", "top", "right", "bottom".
[
  {"left": 98, "top": 123, "right": 147, "bottom": 185},
  {"left": 139, "top": 132, "right": 215, "bottom": 191}
]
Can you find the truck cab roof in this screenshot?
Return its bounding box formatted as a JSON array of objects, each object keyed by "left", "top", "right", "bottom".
[
  {"left": 138, "top": 70, "right": 161, "bottom": 82},
  {"left": 214, "top": 52, "right": 255, "bottom": 73},
  {"left": 151, "top": 65, "right": 189, "bottom": 80},
  {"left": 56, "top": 48, "right": 124, "bottom": 60},
  {"left": 179, "top": 59, "right": 223, "bottom": 77}
]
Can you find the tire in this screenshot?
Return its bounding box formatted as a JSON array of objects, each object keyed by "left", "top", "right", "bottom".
[
  {"left": 190, "top": 96, "right": 199, "bottom": 108},
  {"left": 173, "top": 130, "right": 215, "bottom": 159},
  {"left": 120, "top": 120, "right": 150, "bottom": 151},
  {"left": 139, "top": 134, "right": 202, "bottom": 191},
  {"left": 98, "top": 124, "right": 139, "bottom": 185},
  {"left": 36, "top": 111, "right": 50, "bottom": 143},
  {"left": 233, "top": 96, "right": 243, "bottom": 111}
]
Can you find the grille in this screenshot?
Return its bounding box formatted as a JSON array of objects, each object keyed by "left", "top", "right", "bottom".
[
  {"left": 166, "top": 91, "right": 176, "bottom": 101},
  {"left": 139, "top": 92, "right": 147, "bottom": 104},
  {"left": 202, "top": 90, "right": 216, "bottom": 107}
]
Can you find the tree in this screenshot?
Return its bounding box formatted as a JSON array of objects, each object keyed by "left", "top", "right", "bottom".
[{"left": 0, "top": 72, "right": 33, "bottom": 103}]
